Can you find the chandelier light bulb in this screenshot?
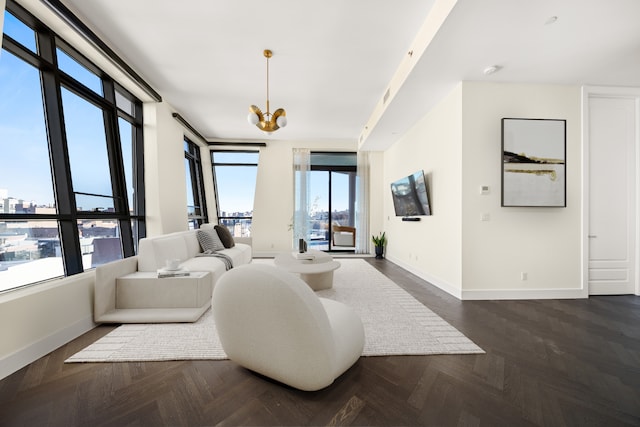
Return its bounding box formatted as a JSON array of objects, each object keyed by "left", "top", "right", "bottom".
[
  {"left": 247, "top": 112, "right": 259, "bottom": 125},
  {"left": 248, "top": 49, "right": 287, "bottom": 133}
]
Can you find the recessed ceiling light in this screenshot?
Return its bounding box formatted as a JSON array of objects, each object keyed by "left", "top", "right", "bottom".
[
  {"left": 545, "top": 16, "right": 558, "bottom": 25},
  {"left": 483, "top": 65, "right": 501, "bottom": 75}
]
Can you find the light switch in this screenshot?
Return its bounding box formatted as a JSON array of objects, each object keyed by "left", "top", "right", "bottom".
[{"left": 480, "top": 185, "right": 490, "bottom": 195}]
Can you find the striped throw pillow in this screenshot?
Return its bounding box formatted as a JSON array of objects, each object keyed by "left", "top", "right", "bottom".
[{"left": 197, "top": 228, "right": 225, "bottom": 252}]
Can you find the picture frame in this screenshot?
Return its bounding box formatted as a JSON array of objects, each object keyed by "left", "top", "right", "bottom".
[{"left": 501, "top": 118, "right": 566, "bottom": 207}]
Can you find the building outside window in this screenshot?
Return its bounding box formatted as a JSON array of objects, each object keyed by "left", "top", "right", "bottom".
[
  {"left": 184, "top": 138, "right": 207, "bottom": 229},
  {"left": 0, "top": 1, "right": 145, "bottom": 292},
  {"left": 211, "top": 150, "right": 259, "bottom": 238}
]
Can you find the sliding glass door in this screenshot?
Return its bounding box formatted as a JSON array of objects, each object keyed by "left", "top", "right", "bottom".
[{"left": 308, "top": 152, "right": 356, "bottom": 252}]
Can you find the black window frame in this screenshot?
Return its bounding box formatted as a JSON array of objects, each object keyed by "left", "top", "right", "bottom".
[
  {"left": 184, "top": 137, "right": 208, "bottom": 229},
  {"left": 0, "top": 0, "right": 145, "bottom": 288},
  {"left": 211, "top": 150, "right": 259, "bottom": 236}
]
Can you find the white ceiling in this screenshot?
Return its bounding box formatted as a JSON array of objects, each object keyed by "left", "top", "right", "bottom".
[{"left": 60, "top": 0, "right": 640, "bottom": 150}]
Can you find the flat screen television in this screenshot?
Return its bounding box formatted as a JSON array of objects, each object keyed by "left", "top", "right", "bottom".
[{"left": 390, "top": 170, "right": 431, "bottom": 217}]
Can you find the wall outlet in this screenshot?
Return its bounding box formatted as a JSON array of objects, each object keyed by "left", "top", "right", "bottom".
[{"left": 521, "top": 272, "right": 528, "bottom": 281}]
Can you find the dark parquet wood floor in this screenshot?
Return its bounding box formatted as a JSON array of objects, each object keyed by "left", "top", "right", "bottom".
[{"left": 1, "top": 258, "right": 639, "bottom": 426}]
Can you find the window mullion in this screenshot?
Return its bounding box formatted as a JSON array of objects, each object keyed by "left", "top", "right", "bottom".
[
  {"left": 103, "top": 83, "right": 129, "bottom": 214},
  {"left": 38, "top": 33, "right": 83, "bottom": 274},
  {"left": 133, "top": 107, "right": 145, "bottom": 217}
]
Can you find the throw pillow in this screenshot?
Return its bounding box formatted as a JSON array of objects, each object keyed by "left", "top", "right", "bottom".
[
  {"left": 197, "top": 228, "right": 225, "bottom": 252},
  {"left": 215, "top": 225, "right": 235, "bottom": 248}
]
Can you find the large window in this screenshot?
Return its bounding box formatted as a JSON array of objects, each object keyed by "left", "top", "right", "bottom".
[
  {"left": 211, "top": 151, "right": 259, "bottom": 238},
  {"left": 185, "top": 138, "right": 207, "bottom": 229},
  {"left": 0, "top": 2, "right": 144, "bottom": 292}
]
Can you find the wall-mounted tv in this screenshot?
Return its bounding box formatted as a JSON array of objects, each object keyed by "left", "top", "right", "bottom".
[{"left": 390, "top": 170, "right": 431, "bottom": 217}]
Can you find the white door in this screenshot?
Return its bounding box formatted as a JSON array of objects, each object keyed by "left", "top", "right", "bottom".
[{"left": 588, "top": 95, "right": 637, "bottom": 295}]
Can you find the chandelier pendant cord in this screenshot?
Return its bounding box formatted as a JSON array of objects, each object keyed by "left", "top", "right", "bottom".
[{"left": 265, "top": 53, "right": 270, "bottom": 118}]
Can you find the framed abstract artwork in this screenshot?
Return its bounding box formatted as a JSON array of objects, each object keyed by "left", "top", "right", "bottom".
[{"left": 501, "top": 118, "right": 566, "bottom": 207}]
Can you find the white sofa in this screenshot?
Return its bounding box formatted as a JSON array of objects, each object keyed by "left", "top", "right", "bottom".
[{"left": 94, "top": 225, "right": 252, "bottom": 323}]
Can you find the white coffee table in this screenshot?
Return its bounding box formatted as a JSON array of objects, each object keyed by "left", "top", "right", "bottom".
[{"left": 274, "top": 250, "right": 340, "bottom": 290}]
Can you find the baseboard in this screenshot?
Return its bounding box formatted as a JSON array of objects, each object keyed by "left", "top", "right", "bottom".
[
  {"left": 0, "top": 314, "right": 95, "bottom": 380},
  {"left": 385, "top": 256, "right": 587, "bottom": 301},
  {"left": 461, "top": 288, "right": 587, "bottom": 300}
]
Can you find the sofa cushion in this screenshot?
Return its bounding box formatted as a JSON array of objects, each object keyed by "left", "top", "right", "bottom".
[
  {"left": 183, "top": 231, "right": 203, "bottom": 258},
  {"left": 219, "top": 243, "right": 252, "bottom": 266},
  {"left": 181, "top": 243, "right": 251, "bottom": 275},
  {"left": 197, "top": 228, "right": 225, "bottom": 252},
  {"left": 215, "top": 225, "right": 235, "bottom": 248},
  {"left": 137, "top": 233, "right": 189, "bottom": 271}
]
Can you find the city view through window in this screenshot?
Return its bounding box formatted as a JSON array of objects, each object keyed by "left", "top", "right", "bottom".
[{"left": 1, "top": 6, "right": 143, "bottom": 292}]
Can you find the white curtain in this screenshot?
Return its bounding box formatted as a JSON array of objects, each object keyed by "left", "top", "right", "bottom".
[
  {"left": 355, "top": 150, "right": 370, "bottom": 254},
  {"left": 292, "top": 148, "right": 311, "bottom": 249}
]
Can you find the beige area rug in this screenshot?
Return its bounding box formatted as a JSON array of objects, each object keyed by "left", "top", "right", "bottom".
[{"left": 66, "top": 259, "right": 483, "bottom": 363}]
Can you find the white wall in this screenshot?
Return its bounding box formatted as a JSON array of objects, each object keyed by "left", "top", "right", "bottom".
[
  {"left": 460, "top": 82, "right": 583, "bottom": 299},
  {"left": 384, "top": 84, "right": 464, "bottom": 297},
  {"left": 251, "top": 142, "right": 294, "bottom": 254},
  {"left": 368, "top": 151, "right": 385, "bottom": 246},
  {"left": 380, "top": 81, "right": 583, "bottom": 300},
  {"left": 0, "top": 273, "right": 94, "bottom": 380},
  {"left": 143, "top": 102, "right": 189, "bottom": 236}
]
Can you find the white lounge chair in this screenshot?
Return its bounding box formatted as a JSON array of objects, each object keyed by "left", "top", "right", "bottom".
[{"left": 212, "top": 263, "right": 364, "bottom": 391}]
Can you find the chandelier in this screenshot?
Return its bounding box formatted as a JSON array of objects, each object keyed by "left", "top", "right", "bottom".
[{"left": 247, "top": 49, "right": 287, "bottom": 133}]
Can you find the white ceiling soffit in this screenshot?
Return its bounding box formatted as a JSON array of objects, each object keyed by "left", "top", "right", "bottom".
[{"left": 362, "top": 0, "right": 640, "bottom": 150}]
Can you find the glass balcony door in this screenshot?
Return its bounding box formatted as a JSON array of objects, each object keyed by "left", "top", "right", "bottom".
[{"left": 308, "top": 170, "right": 356, "bottom": 252}]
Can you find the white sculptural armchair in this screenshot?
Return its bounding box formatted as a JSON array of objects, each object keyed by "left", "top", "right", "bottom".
[{"left": 212, "top": 263, "right": 365, "bottom": 391}]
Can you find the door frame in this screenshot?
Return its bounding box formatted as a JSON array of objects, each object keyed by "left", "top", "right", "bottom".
[{"left": 582, "top": 85, "right": 640, "bottom": 296}]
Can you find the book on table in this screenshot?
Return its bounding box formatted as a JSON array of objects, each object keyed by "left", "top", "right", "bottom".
[
  {"left": 293, "top": 251, "right": 315, "bottom": 260},
  {"left": 157, "top": 268, "right": 190, "bottom": 278}
]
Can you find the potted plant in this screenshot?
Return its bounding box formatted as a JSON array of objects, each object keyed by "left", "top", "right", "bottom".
[{"left": 371, "top": 232, "right": 386, "bottom": 259}]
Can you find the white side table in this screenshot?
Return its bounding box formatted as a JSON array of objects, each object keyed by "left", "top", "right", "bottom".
[
  {"left": 116, "top": 271, "right": 212, "bottom": 309},
  {"left": 274, "top": 250, "right": 340, "bottom": 291}
]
